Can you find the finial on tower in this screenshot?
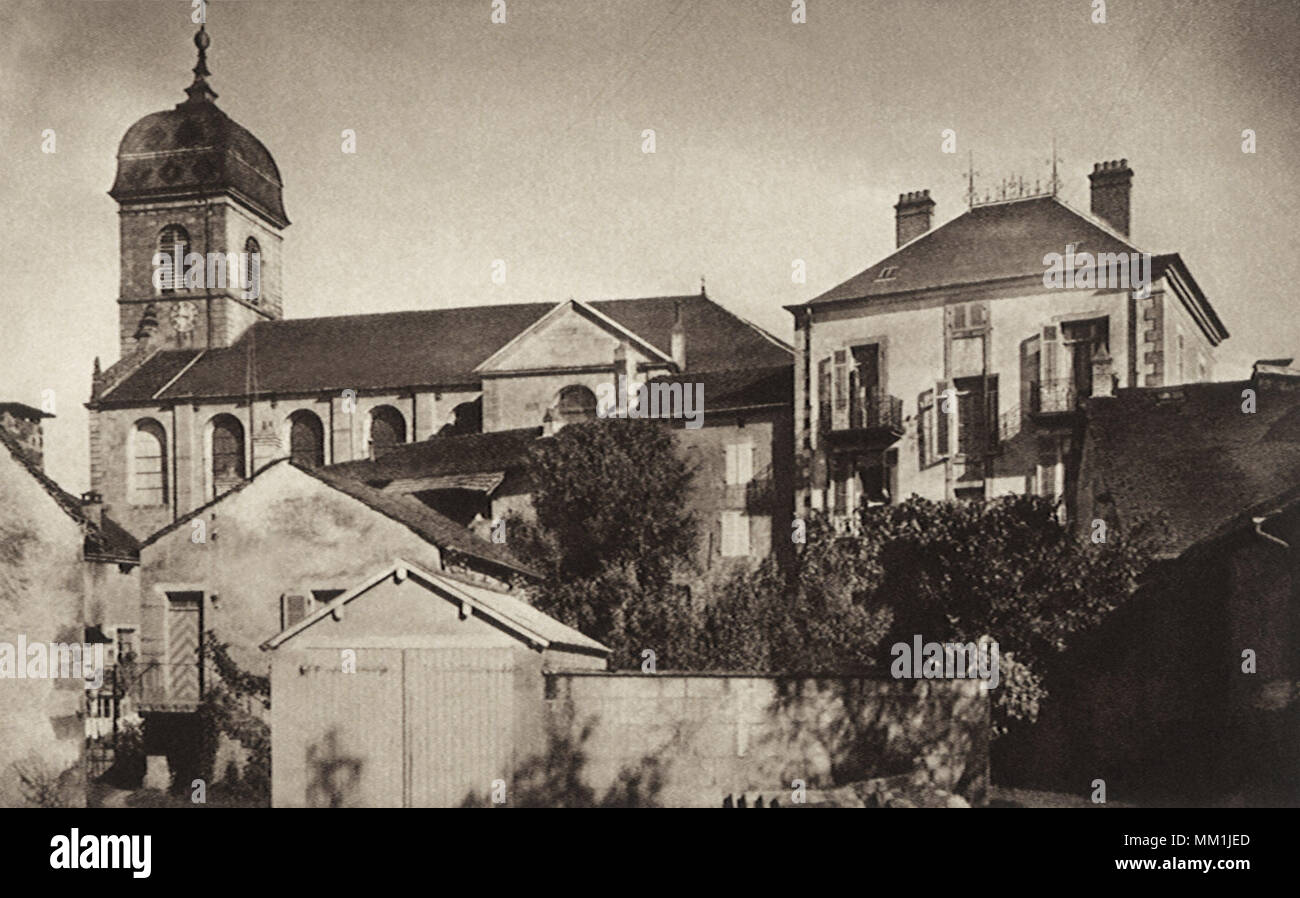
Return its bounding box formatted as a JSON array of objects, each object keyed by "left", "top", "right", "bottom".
[{"left": 183, "top": 24, "right": 219, "bottom": 105}]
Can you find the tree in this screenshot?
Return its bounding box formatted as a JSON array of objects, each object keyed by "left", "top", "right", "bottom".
[
  {"left": 847, "top": 495, "right": 1159, "bottom": 732},
  {"left": 692, "top": 516, "right": 893, "bottom": 673},
  {"left": 688, "top": 496, "right": 1156, "bottom": 734},
  {"left": 510, "top": 418, "right": 700, "bottom": 666}
]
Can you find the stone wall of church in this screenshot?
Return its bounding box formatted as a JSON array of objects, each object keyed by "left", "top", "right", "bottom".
[{"left": 93, "top": 386, "right": 481, "bottom": 541}]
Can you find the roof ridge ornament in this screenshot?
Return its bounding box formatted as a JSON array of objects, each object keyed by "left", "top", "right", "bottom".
[
  {"left": 967, "top": 138, "right": 1064, "bottom": 208},
  {"left": 182, "top": 24, "right": 219, "bottom": 105}
]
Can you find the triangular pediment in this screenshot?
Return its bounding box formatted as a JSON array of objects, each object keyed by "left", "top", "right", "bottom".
[{"left": 474, "top": 301, "right": 672, "bottom": 374}]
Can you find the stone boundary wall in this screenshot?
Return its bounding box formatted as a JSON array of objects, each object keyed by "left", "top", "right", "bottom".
[{"left": 539, "top": 671, "right": 988, "bottom": 808}]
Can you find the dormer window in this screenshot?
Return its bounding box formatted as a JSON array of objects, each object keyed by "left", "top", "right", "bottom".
[{"left": 876, "top": 266, "right": 900, "bottom": 281}]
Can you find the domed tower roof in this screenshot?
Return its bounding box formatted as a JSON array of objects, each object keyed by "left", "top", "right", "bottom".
[{"left": 109, "top": 26, "right": 289, "bottom": 228}]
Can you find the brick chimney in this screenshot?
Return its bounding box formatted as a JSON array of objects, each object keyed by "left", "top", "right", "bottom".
[
  {"left": 0, "top": 402, "right": 52, "bottom": 470},
  {"left": 80, "top": 490, "right": 103, "bottom": 529},
  {"left": 894, "top": 190, "right": 935, "bottom": 247},
  {"left": 1088, "top": 159, "right": 1133, "bottom": 236}
]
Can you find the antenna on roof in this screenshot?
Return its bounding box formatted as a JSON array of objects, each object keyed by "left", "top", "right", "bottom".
[
  {"left": 700, "top": 275, "right": 706, "bottom": 297},
  {"left": 965, "top": 151, "right": 978, "bottom": 210},
  {"left": 1048, "top": 133, "right": 1062, "bottom": 197}
]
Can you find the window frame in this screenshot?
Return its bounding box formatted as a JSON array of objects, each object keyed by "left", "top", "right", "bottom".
[{"left": 129, "top": 418, "right": 169, "bottom": 507}]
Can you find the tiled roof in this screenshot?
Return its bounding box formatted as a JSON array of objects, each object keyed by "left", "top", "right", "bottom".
[
  {"left": 588, "top": 295, "right": 792, "bottom": 371},
  {"left": 97, "top": 295, "right": 792, "bottom": 404},
  {"left": 805, "top": 196, "right": 1140, "bottom": 306},
  {"left": 300, "top": 464, "right": 540, "bottom": 578},
  {"left": 1083, "top": 376, "right": 1300, "bottom": 558},
  {"left": 0, "top": 427, "right": 139, "bottom": 563},
  {"left": 325, "top": 426, "right": 543, "bottom": 485},
  {"left": 0, "top": 402, "right": 54, "bottom": 420},
  {"left": 648, "top": 364, "right": 792, "bottom": 412},
  {"left": 111, "top": 100, "right": 288, "bottom": 227}
]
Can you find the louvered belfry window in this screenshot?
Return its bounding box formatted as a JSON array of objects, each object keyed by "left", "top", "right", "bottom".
[{"left": 158, "top": 225, "right": 190, "bottom": 293}]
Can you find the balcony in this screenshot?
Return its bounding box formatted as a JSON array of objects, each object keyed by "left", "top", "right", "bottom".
[
  {"left": 825, "top": 388, "right": 905, "bottom": 448},
  {"left": 1029, "top": 378, "right": 1085, "bottom": 421}
]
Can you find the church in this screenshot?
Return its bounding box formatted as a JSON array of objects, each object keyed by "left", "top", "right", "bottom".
[{"left": 87, "top": 26, "right": 796, "bottom": 561}]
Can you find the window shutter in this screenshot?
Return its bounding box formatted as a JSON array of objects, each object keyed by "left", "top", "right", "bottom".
[
  {"left": 935, "top": 380, "right": 951, "bottom": 457},
  {"left": 737, "top": 444, "right": 753, "bottom": 485},
  {"left": 1040, "top": 325, "right": 1059, "bottom": 386},
  {"left": 832, "top": 350, "right": 849, "bottom": 429},
  {"left": 817, "top": 357, "right": 832, "bottom": 433},
  {"left": 1020, "top": 335, "right": 1040, "bottom": 418},
  {"left": 724, "top": 444, "right": 737, "bottom": 485},
  {"left": 720, "top": 512, "right": 749, "bottom": 557},
  {"left": 282, "top": 594, "right": 309, "bottom": 630},
  {"left": 917, "top": 390, "right": 932, "bottom": 467},
  {"left": 986, "top": 375, "right": 1000, "bottom": 450}
]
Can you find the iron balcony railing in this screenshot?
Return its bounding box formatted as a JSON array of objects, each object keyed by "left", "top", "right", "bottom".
[
  {"left": 848, "top": 387, "right": 904, "bottom": 432},
  {"left": 1030, "top": 378, "right": 1085, "bottom": 416}
]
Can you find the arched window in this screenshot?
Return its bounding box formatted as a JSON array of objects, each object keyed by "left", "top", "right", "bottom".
[
  {"left": 158, "top": 225, "right": 190, "bottom": 293},
  {"left": 554, "top": 385, "right": 598, "bottom": 424},
  {"left": 288, "top": 410, "right": 325, "bottom": 467},
  {"left": 244, "top": 237, "right": 261, "bottom": 305},
  {"left": 209, "top": 414, "right": 245, "bottom": 497},
  {"left": 369, "top": 406, "right": 406, "bottom": 459},
  {"left": 129, "top": 419, "right": 168, "bottom": 506}
]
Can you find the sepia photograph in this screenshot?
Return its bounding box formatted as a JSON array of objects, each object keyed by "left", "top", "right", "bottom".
[{"left": 0, "top": 0, "right": 1296, "bottom": 875}]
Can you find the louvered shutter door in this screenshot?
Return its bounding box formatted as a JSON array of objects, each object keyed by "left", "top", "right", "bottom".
[
  {"left": 936, "top": 380, "right": 951, "bottom": 457},
  {"left": 1041, "top": 325, "right": 1059, "bottom": 388},
  {"left": 737, "top": 444, "right": 753, "bottom": 485},
  {"left": 1041, "top": 325, "right": 1061, "bottom": 412},
  {"left": 832, "top": 350, "right": 849, "bottom": 430},
  {"left": 283, "top": 594, "right": 309, "bottom": 630},
  {"left": 917, "top": 390, "right": 931, "bottom": 467},
  {"left": 986, "top": 375, "right": 1000, "bottom": 451}
]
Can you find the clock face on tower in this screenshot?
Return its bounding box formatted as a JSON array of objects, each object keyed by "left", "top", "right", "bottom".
[{"left": 170, "top": 301, "right": 197, "bottom": 335}]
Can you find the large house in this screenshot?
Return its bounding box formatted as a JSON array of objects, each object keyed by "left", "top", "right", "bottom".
[
  {"left": 86, "top": 27, "right": 794, "bottom": 571},
  {"left": 787, "top": 166, "right": 1229, "bottom": 524}
]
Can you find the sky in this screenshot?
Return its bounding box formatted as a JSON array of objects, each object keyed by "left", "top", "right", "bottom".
[{"left": 1, "top": 0, "right": 1298, "bottom": 493}]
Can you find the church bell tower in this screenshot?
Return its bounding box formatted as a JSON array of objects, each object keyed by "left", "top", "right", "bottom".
[{"left": 108, "top": 25, "right": 289, "bottom": 359}]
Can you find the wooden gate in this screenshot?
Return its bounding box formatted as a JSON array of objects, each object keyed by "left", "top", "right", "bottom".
[
  {"left": 402, "top": 647, "right": 515, "bottom": 807},
  {"left": 166, "top": 592, "right": 203, "bottom": 703},
  {"left": 275, "top": 645, "right": 516, "bottom": 807}
]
